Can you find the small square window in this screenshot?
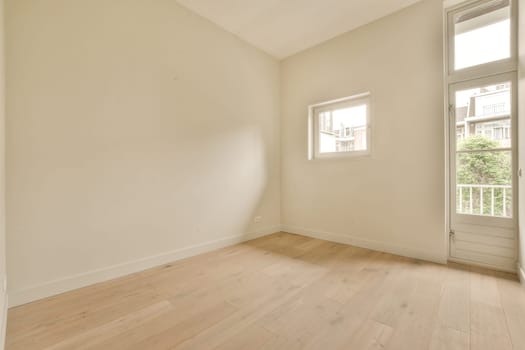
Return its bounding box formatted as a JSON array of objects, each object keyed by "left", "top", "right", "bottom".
[{"left": 308, "top": 93, "right": 370, "bottom": 159}]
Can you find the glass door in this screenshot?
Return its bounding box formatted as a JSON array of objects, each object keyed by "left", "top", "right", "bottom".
[{"left": 449, "top": 73, "right": 517, "bottom": 271}]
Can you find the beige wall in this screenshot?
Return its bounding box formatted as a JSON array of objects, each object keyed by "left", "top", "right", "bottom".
[
  {"left": 0, "top": 0, "right": 6, "bottom": 345},
  {"left": 9, "top": 0, "right": 517, "bottom": 307},
  {"left": 518, "top": 0, "right": 525, "bottom": 281},
  {"left": 6, "top": 0, "right": 280, "bottom": 305},
  {"left": 280, "top": 0, "right": 446, "bottom": 262}
]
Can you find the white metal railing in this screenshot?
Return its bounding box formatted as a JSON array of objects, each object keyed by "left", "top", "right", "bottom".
[{"left": 457, "top": 184, "right": 511, "bottom": 217}]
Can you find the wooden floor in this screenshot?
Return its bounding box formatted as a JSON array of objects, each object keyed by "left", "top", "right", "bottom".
[{"left": 7, "top": 232, "right": 525, "bottom": 350}]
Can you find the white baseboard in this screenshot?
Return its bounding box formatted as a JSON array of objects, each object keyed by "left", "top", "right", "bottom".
[
  {"left": 448, "top": 256, "right": 517, "bottom": 274},
  {"left": 281, "top": 225, "right": 447, "bottom": 265},
  {"left": 519, "top": 263, "right": 525, "bottom": 287},
  {"left": 8, "top": 224, "right": 451, "bottom": 308},
  {"left": 8, "top": 226, "right": 280, "bottom": 308}
]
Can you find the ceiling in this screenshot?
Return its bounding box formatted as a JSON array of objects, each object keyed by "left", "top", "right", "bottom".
[{"left": 175, "top": 0, "right": 423, "bottom": 59}]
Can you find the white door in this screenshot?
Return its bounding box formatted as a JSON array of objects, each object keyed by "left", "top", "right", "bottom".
[{"left": 449, "top": 73, "right": 517, "bottom": 271}]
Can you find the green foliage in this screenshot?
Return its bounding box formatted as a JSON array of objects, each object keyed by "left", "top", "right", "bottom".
[
  {"left": 456, "top": 135, "right": 511, "bottom": 216},
  {"left": 457, "top": 135, "right": 511, "bottom": 185}
]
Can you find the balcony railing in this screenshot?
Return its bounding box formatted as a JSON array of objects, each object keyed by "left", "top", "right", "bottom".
[{"left": 457, "top": 184, "right": 511, "bottom": 217}]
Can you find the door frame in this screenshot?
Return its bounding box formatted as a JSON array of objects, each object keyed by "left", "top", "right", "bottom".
[{"left": 443, "top": 0, "right": 518, "bottom": 269}]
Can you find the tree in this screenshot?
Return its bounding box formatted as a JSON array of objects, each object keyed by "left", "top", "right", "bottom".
[
  {"left": 457, "top": 135, "right": 511, "bottom": 216},
  {"left": 457, "top": 135, "right": 511, "bottom": 185}
]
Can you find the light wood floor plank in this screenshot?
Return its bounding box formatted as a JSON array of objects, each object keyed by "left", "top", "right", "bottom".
[
  {"left": 6, "top": 232, "right": 525, "bottom": 350},
  {"left": 470, "top": 269, "right": 514, "bottom": 350},
  {"left": 497, "top": 277, "right": 525, "bottom": 349},
  {"left": 428, "top": 326, "right": 469, "bottom": 350}
]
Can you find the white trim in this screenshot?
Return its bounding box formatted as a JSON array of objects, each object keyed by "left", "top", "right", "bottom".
[
  {"left": 308, "top": 92, "right": 371, "bottom": 109},
  {"left": 281, "top": 225, "right": 448, "bottom": 264},
  {"left": 8, "top": 226, "right": 280, "bottom": 308},
  {"left": 448, "top": 256, "right": 516, "bottom": 273},
  {"left": 444, "top": 0, "right": 453, "bottom": 262},
  {"left": 444, "top": 0, "right": 519, "bottom": 271},
  {"left": 519, "top": 263, "right": 525, "bottom": 286},
  {"left": 449, "top": 73, "right": 518, "bottom": 230},
  {"left": 445, "top": 0, "right": 517, "bottom": 81},
  {"left": 308, "top": 92, "right": 371, "bottom": 160},
  {"left": 444, "top": 0, "right": 475, "bottom": 9}
]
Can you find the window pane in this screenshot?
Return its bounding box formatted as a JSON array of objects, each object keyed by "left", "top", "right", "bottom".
[
  {"left": 318, "top": 104, "right": 367, "bottom": 153},
  {"left": 456, "top": 151, "right": 511, "bottom": 217},
  {"left": 455, "top": 80, "right": 512, "bottom": 218},
  {"left": 454, "top": 0, "right": 510, "bottom": 70},
  {"left": 455, "top": 82, "right": 511, "bottom": 150}
]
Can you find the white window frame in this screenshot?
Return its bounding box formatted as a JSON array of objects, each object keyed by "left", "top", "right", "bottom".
[
  {"left": 448, "top": 73, "right": 517, "bottom": 228},
  {"left": 445, "top": 0, "right": 517, "bottom": 84},
  {"left": 307, "top": 93, "right": 371, "bottom": 160},
  {"left": 443, "top": 0, "right": 518, "bottom": 269}
]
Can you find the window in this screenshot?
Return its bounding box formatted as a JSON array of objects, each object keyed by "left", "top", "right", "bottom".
[
  {"left": 308, "top": 93, "right": 370, "bottom": 159},
  {"left": 451, "top": 0, "right": 511, "bottom": 71},
  {"left": 483, "top": 102, "right": 505, "bottom": 115}
]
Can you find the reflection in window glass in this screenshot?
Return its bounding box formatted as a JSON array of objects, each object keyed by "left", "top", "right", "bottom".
[
  {"left": 455, "top": 82, "right": 511, "bottom": 149},
  {"left": 318, "top": 105, "right": 367, "bottom": 154}
]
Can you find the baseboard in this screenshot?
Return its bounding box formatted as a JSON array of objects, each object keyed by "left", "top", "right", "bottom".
[
  {"left": 448, "top": 256, "right": 517, "bottom": 274},
  {"left": 519, "top": 263, "right": 525, "bottom": 287},
  {"left": 8, "top": 224, "right": 450, "bottom": 308},
  {"left": 8, "top": 226, "right": 280, "bottom": 308},
  {"left": 281, "top": 225, "right": 447, "bottom": 264}
]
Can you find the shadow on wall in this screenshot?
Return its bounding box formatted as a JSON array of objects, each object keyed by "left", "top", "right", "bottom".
[{"left": 160, "top": 74, "right": 276, "bottom": 242}]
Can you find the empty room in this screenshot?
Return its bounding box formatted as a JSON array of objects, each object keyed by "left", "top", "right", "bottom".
[{"left": 2, "top": 0, "right": 525, "bottom": 349}]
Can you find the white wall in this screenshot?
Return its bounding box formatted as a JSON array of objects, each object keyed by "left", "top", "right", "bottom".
[
  {"left": 280, "top": 0, "right": 446, "bottom": 262},
  {"left": 0, "top": 0, "right": 6, "bottom": 344},
  {"left": 6, "top": 0, "right": 281, "bottom": 306},
  {"left": 518, "top": 0, "right": 525, "bottom": 284}
]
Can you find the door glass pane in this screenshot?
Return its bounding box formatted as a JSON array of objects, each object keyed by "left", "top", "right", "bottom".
[
  {"left": 455, "top": 81, "right": 512, "bottom": 218},
  {"left": 456, "top": 151, "right": 511, "bottom": 217},
  {"left": 454, "top": 0, "right": 510, "bottom": 70},
  {"left": 455, "top": 82, "right": 511, "bottom": 149}
]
